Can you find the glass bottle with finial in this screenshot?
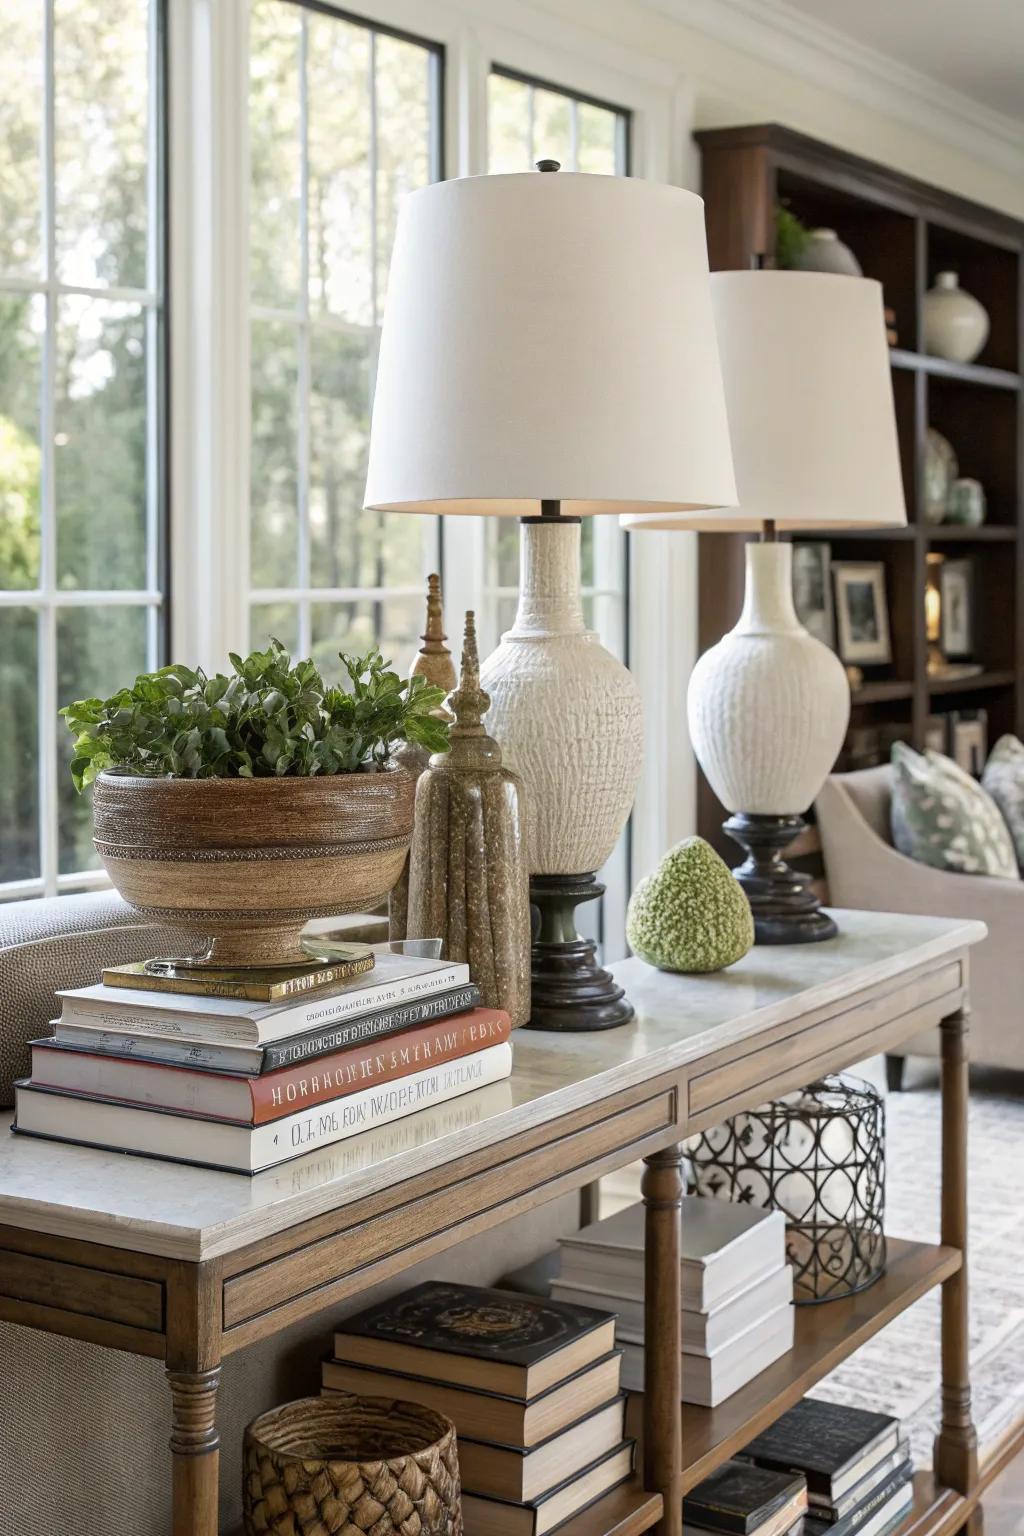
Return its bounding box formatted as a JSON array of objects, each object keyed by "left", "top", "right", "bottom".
[
  {"left": 406, "top": 611, "right": 531, "bottom": 1027},
  {"left": 389, "top": 574, "right": 457, "bottom": 941}
]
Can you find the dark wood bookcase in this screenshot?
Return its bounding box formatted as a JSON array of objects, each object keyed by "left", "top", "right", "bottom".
[{"left": 694, "top": 124, "right": 1024, "bottom": 860}]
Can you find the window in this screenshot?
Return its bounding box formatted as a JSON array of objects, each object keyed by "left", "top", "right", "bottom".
[
  {"left": 247, "top": 0, "right": 442, "bottom": 673},
  {"left": 0, "top": 0, "right": 166, "bottom": 899}
]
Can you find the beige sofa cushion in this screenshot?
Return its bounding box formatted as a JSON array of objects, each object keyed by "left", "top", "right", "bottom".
[{"left": 0, "top": 891, "right": 203, "bottom": 1105}]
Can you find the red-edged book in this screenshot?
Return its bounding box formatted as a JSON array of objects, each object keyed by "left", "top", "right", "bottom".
[{"left": 28, "top": 1008, "right": 511, "bottom": 1125}]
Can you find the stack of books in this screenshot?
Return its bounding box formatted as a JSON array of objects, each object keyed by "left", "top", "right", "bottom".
[
  {"left": 323, "top": 1280, "right": 632, "bottom": 1535},
  {"left": 740, "top": 1400, "right": 913, "bottom": 1536},
  {"left": 552, "top": 1196, "right": 793, "bottom": 1406},
  {"left": 683, "top": 1459, "right": 808, "bottom": 1536},
  {"left": 12, "top": 950, "right": 513, "bottom": 1173}
]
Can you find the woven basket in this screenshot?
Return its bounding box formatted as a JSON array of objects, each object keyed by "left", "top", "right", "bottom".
[{"left": 243, "top": 1394, "right": 463, "bottom": 1536}]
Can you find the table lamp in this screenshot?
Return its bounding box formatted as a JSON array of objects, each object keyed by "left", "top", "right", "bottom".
[
  {"left": 364, "top": 164, "right": 737, "bottom": 1028},
  {"left": 623, "top": 269, "right": 906, "bottom": 944}
]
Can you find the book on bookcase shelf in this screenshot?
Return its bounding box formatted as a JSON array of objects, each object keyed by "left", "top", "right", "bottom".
[
  {"left": 461, "top": 1441, "right": 635, "bottom": 1536},
  {"left": 682, "top": 1459, "right": 808, "bottom": 1536},
  {"left": 618, "top": 1300, "right": 794, "bottom": 1406},
  {"left": 28, "top": 1007, "right": 510, "bottom": 1123},
  {"left": 556, "top": 1197, "right": 787, "bottom": 1311},
  {"left": 14, "top": 1042, "right": 513, "bottom": 1174},
  {"left": 456, "top": 1397, "right": 627, "bottom": 1504},
  {"left": 739, "top": 1400, "right": 913, "bottom": 1536}
]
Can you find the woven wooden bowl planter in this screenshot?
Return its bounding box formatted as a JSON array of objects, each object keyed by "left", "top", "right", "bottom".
[{"left": 243, "top": 1395, "right": 463, "bottom": 1536}]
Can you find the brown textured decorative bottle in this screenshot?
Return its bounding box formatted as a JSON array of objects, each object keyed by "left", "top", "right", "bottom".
[
  {"left": 406, "top": 612, "right": 531, "bottom": 1027},
  {"left": 389, "top": 574, "right": 457, "bottom": 941}
]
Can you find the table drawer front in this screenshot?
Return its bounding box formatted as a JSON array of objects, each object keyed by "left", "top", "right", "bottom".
[
  {"left": 0, "top": 1247, "right": 164, "bottom": 1332},
  {"left": 689, "top": 961, "right": 963, "bottom": 1120},
  {"left": 223, "top": 1085, "right": 678, "bottom": 1332}
]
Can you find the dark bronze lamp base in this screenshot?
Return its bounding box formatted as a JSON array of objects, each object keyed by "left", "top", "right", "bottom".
[
  {"left": 525, "top": 873, "right": 635, "bottom": 1031},
  {"left": 724, "top": 812, "right": 838, "bottom": 945}
]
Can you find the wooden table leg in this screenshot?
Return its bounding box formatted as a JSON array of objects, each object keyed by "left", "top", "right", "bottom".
[
  {"left": 643, "top": 1143, "right": 683, "bottom": 1536},
  {"left": 167, "top": 1261, "right": 223, "bottom": 1536},
  {"left": 933, "top": 1006, "right": 979, "bottom": 1515}
]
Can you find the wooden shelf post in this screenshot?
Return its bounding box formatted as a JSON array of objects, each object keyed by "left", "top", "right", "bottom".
[
  {"left": 933, "top": 1006, "right": 980, "bottom": 1518},
  {"left": 643, "top": 1143, "right": 684, "bottom": 1536}
]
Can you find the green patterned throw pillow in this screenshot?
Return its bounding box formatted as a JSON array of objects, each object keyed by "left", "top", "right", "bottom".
[
  {"left": 981, "top": 734, "right": 1024, "bottom": 871},
  {"left": 890, "top": 741, "right": 1017, "bottom": 879}
]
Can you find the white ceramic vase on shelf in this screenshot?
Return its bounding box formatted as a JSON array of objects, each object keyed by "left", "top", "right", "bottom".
[
  {"left": 794, "top": 228, "right": 862, "bottom": 278},
  {"left": 687, "top": 542, "right": 850, "bottom": 816},
  {"left": 923, "top": 272, "right": 989, "bottom": 364},
  {"left": 480, "top": 520, "right": 644, "bottom": 875}
]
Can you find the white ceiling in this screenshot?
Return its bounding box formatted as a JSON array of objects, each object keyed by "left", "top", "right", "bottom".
[{"left": 782, "top": 0, "right": 1024, "bottom": 122}]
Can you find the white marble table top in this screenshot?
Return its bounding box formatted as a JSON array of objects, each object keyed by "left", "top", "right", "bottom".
[{"left": 0, "top": 910, "right": 984, "bottom": 1261}]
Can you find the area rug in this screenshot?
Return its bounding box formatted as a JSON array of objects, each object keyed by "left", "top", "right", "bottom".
[{"left": 602, "top": 1070, "right": 1024, "bottom": 1466}]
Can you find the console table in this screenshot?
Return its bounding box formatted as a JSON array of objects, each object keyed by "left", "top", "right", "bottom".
[{"left": 0, "top": 910, "right": 985, "bottom": 1536}]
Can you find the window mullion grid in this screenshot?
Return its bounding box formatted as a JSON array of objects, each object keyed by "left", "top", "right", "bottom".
[
  {"left": 296, "top": 6, "right": 312, "bottom": 658},
  {"left": 37, "top": 0, "right": 59, "bottom": 898},
  {"left": 144, "top": 0, "right": 163, "bottom": 670}
]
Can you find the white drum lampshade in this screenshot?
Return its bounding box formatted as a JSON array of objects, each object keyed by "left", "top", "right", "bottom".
[
  {"left": 365, "top": 168, "right": 737, "bottom": 1028},
  {"left": 623, "top": 270, "right": 906, "bottom": 944}
]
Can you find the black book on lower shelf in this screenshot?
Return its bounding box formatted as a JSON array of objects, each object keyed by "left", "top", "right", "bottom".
[
  {"left": 683, "top": 1458, "right": 808, "bottom": 1535},
  {"left": 740, "top": 1400, "right": 901, "bottom": 1503},
  {"left": 803, "top": 1477, "right": 914, "bottom": 1536},
  {"left": 460, "top": 1441, "right": 635, "bottom": 1536},
  {"left": 804, "top": 1461, "right": 914, "bottom": 1536}
]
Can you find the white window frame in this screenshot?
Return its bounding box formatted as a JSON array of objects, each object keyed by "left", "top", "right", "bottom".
[
  {"left": 169, "top": 0, "right": 698, "bottom": 945},
  {"left": 0, "top": 0, "right": 167, "bottom": 902}
]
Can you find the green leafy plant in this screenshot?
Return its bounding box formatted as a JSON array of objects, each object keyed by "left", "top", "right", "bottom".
[
  {"left": 61, "top": 639, "right": 451, "bottom": 791},
  {"left": 774, "top": 204, "right": 811, "bottom": 270}
]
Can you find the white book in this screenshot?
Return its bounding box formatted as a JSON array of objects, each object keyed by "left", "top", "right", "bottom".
[
  {"left": 557, "top": 1198, "right": 786, "bottom": 1312},
  {"left": 56, "top": 953, "right": 470, "bottom": 1046},
  {"left": 551, "top": 1262, "right": 793, "bottom": 1355},
  {"left": 13, "top": 1041, "right": 511, "bottom": 1174},
  {"left": 842, "top": 1481, "right": 913, "bottom": 1536},
  {"left": 618, "top": 1299, "right": 794, "bottom": 1407}
]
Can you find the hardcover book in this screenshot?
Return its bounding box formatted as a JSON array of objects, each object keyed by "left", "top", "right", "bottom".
[
  {"left": 742, "top": 1400, "right": 900, "bottom": 1501},
  {"left": 101, "top": 950, "right": 374, "bottom": 1002},
  {"left": 13, "top": 1041, "right": 512, "bottom": 1174},
  {"left": 333, "top": 1280, "right": 617, "bottom": 1398},
  {"left": 322, "top": 1349, "right": 622, "bottom": 1447},
  {"left": 683, "top": 1458, "right": 807, "bottom": 1535},
  {"left": 808, "top": 1462, "right": 913, "bottom": 1536},
  {"left": 457, "top": 1397, "right": 627, "bottom": 1503},
  {"left": 29, "top": 1008, "right": 510, "bottom": 1124},
  {"left": 55, "top": 953, "right": 471, "bottom": 1046},
  {"left": 618, "top": 1301, "right": 793, "bottom": 1407},
  {"left": 809, "top": 1444, "right": 910, "bottom": 1522},
  {"left": 460, "top": 1441, "right": 634, "bottom": 1536},
  {"left": 557, "top": 1198, "right": 786, "bottom": 1312},
  {"left": 804, "top": 1481, "right": 913, "bottom": 1536},
  {"left": 51, "top": 983, "right": 482, "bottom": 1075}
]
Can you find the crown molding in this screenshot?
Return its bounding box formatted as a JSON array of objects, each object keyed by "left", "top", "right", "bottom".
[{"left": 645, "top": 0, "right": 1024, "bottom": 182}]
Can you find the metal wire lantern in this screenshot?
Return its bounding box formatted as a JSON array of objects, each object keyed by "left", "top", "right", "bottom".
[{"left": 688, "top": 1073, "right": 886, "bottom": 1304}]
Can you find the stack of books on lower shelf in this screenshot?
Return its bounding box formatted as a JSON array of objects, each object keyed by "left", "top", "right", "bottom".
[
  {"left": 552, "top": 1196, "right": 793, "bottom": 1406},
  {"left": 12, "top": 949, "right": 512, "bottom": 1174},
  {"left": 739, "top": 1400, "right": 914, "bottom": 1536},
  {"left": 323, "top": 1281, "right": 632, "bottom": 1536},
  {"left": 683, "top": 1459, "right": 809, "bottom": 1536}
]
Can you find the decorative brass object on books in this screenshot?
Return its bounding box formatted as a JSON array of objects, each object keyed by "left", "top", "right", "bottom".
[
  {"left": 407, "top": 612, "right": 531, "bottom": 1028},
  {"left": 91, "top": 766, "right": 416, "bottom": 969},
  {"left": 243, "top": 1394, "right": 462, "bottom": 1536},
  {"left": 102, "top": 950, "right": 375, "bottom": 1003},
  {"left": 690, "top": 1073, "right": 886, "bottom": 1304},
  {"left": 390, "top": 573, "right": 458, "bottom": 943}
]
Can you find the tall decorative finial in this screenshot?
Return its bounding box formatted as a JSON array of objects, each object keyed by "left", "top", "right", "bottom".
[
  {"left": 449, "top": 612, "right": 491, "bottom": 738},
  {"left": 410, "top": 573, "right": 457, "bottom": 699}
]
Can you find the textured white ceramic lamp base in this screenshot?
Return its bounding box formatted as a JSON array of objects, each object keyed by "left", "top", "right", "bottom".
[
  {"left": 481, "top": 517, "right": 643, "bottom": 1027},
  {"left": 688, "top": 541, "right": 850, "bottom": 943}
]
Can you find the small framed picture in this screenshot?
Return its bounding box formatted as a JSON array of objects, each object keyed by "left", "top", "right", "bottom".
[
  {"left": 951, "top": 710, "right": 987, "bottom": 777},
  {"left": 792, "top": 542, "right": 835, "bottom": 649},
  {"left": 833, "top": 562, "right": 892, "bottom": 666},
  {"left": 940, "top": 559, "right": 974, "bottom": 659}
]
